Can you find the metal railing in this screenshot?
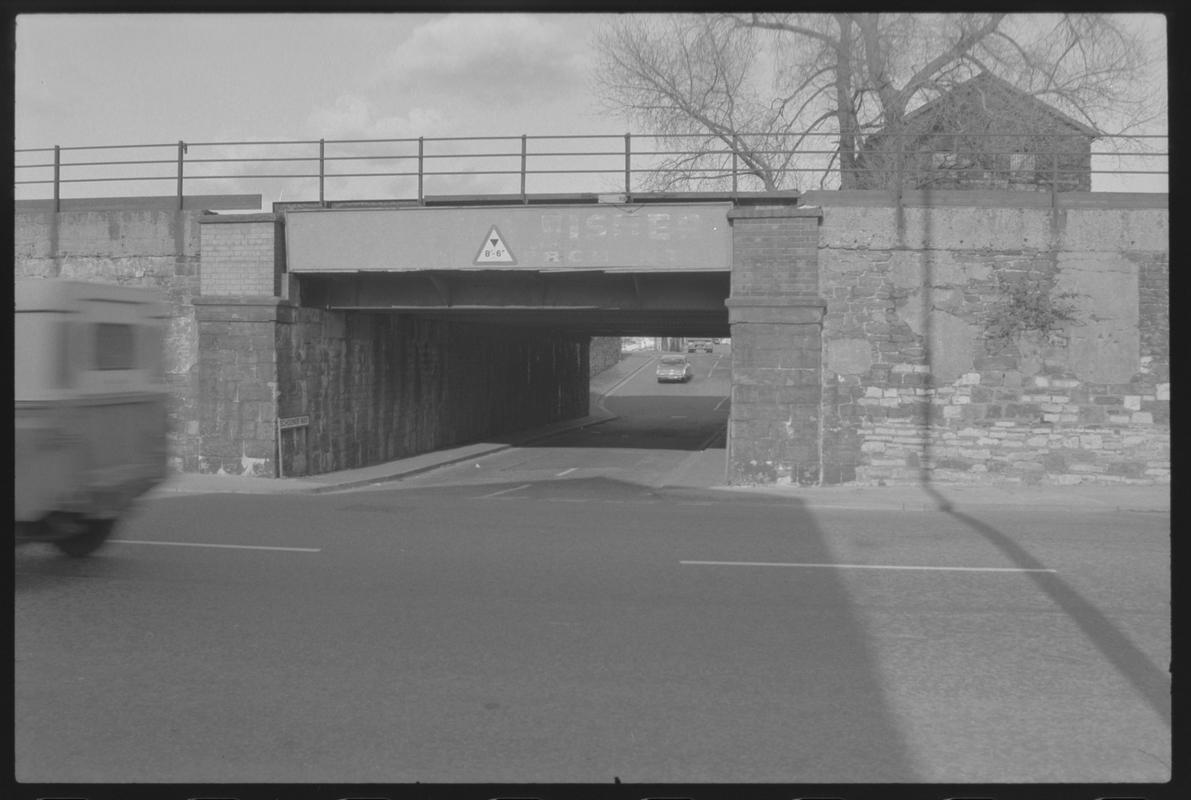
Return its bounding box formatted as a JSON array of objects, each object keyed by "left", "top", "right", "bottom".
[{"left": 14, "top": 131, "right": 1168, "bottom": 210}]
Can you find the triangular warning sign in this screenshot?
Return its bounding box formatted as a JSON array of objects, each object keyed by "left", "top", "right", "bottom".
[{"left": 473, "top": 226, "right": 517, "bottom": 265}]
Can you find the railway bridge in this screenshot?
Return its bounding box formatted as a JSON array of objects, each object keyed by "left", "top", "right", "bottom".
[
  {"left": 195, "top": 192, "right": 824, "bottom": 484},
  {"left": 14, "top": 134, "right": 1168, "bottom": 486}
]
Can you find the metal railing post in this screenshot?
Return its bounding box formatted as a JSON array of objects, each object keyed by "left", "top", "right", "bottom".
[
  {"left": 319, "top": 138, "right": 326, "bottom": 207},
  {"left": 417, "top": 137, "right": 424, "bottom": 206},
  {"left": 53, "top": 145, "right": 60, "bottom": 212},
  {"left": 521, "top": 134, "right": 528, "bottom": 204},
  {"left": 624, "top": 132, "right": 632, "bottom": 201},
  {"left": 176, "top": 141, "right": 186, "bottom": 210}
]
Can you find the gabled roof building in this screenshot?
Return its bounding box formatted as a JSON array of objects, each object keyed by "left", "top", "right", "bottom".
[{"left": 857, "top": 73, "right": 1100, "bottom": 192}]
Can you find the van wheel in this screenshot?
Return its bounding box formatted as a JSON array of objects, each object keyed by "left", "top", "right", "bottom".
[{"left": 52, "top": 518, "right": 115, "bottom": 557}]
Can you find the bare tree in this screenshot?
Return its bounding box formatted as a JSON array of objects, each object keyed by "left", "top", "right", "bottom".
[
  {"left": 593, "top": 13, "right": 1164, "bottom": 191},
  {"left": 592, "top": 15, "right": 807, "bottom": 191}
]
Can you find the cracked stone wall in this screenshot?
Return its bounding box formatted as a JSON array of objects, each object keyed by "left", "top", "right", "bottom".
[{"left": 809, "top": 191, "right": 1169, "bottom": 485}]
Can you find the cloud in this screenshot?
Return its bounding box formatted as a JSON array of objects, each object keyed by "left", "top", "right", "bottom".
[
  {"left": 303, "top": 14, "right": 613, "bottom": 141},
  {"left": 305, "top": 94, "right": 446, "bottom": 140},
  {"left": 379, "top": 14, "right": 591, "bottom": 104}
]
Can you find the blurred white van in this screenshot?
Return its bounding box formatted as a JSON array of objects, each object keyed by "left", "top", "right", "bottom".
[{"left": 15, "top": 280, "right": 170, "bottom": 555}]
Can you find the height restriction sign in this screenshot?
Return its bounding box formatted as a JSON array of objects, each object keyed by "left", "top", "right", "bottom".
[{"left": 473, "top": 226, "right": 517, "bottom": 265}]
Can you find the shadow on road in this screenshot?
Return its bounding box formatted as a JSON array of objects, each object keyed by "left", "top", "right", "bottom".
[
  {"left": 510, "top": 393, "right": 729, "bottom": 452},
  {"left": 905, "top": 193, "right": 1169, "bottom": 730},
  {"left": 15, "top": 473, "right": 921, "bottom": 783},
  {"left": 920, "top": 483, "right": 1171, "bottom": 727},
  {"left": 394, "top": 474, "right": 921, "bottom": 782}
]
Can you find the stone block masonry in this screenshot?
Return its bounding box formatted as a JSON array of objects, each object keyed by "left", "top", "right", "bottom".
[
  {"left": 278, "top": 310, "right": 590, "bottom": 477},
  {"left": 855, "top": 417, "right": 1169, "bottom": 485},
  {"left": 15, "top": 207, "right": 206, "bottom": 473},
  {"left": 589, "top": 336, "right": 623, "bottom": 376},
  {"left": 194, "top": 297, "right": 591, "bottom": 477},
  {"left": 810, "top": 190, "right": 1169, "bottom": 486},
  {"left": 193, "top": 298, "right": 283, "bottom": 475}
]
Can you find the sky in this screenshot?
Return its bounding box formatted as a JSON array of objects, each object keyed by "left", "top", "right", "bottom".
[
  {"left": 14, "top": 12, "right": 1169, "bottom": 205},
  {"left": 15, "top": 13, "right": 622, "bottom": 145},
  {"left": 14, "top": 13, "right": 632, "bottom": 205}
]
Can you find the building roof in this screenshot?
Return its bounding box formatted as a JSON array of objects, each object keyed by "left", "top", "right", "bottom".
[{"left": 899, "top": 72, "right": 1100, "bottom": 139}]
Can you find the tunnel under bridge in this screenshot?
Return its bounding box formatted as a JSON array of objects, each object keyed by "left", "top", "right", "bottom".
[{"left": 193, "top": 194, "right": 825, "bottom": 484}]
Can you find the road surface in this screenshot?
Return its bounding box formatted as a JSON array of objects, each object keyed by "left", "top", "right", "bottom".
[{"left": 14, "top": 347, "right": 1170, "bottom": 785}]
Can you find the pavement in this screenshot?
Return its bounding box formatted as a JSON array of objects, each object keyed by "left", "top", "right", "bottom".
[{"left": 149, "top": 351, "right": 1171, "bottom": 514}]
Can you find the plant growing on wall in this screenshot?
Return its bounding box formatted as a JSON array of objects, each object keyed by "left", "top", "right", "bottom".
[{"left": 983, "top": 277, "right": 1084, "bottom": 351}]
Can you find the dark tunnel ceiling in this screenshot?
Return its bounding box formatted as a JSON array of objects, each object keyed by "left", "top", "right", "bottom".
[
  {"left": 298, "top": 270, "right": 733, "bottom": 337},
  {"left": 372, "top": 308, "right": 731, "bottom": 337}
]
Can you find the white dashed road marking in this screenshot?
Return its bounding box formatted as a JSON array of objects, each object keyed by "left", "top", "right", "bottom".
[
  {"left": 680, "top": 560, "right": 1056, "bottom": 573},
  {"left": 477, "top": 483, "right": 533, "bottom": 498},
  {"left": 110, "top": 540, "right": 321, "bottom": 553}
]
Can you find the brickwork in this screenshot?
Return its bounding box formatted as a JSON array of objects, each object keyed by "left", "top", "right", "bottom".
[
  {"left": 728, "top": 206, "right": 823, "bottom": 298},
  {"left": 199, "top": 215, "right": 282, "bottom": 296},
  {"left": 1138, "top": 256, "right": 1170, "bottom": 383},
  {"left": 726, "top": 206, "right": 826, "bottom": 485},
  {"left": 812, "top": 192, "right": 1169, "bottom": 486}
]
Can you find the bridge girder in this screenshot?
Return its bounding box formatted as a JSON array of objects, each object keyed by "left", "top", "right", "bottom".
[{"left": 297, "top": 270, "right": 731, "bottom": 337}]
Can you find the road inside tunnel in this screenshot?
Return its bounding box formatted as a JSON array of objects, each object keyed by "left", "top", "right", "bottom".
[
  {"left": 289, "top": 266, "right": 736, "bottom": 482},
  {"left": 398, "top": 345, "right": 733, "bottom": 492},
  {"left": 559, "top": 347, "right": 731, "bottom": 451}
]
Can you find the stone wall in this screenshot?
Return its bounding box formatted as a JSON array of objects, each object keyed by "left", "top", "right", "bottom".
[
  {"left": 191, "top": 297, "right": 282, "bottom": 475},
  {"left": 14, "top": 207, "right": 206, "bottom": 472},
  {"left": 191, "top": 296, "right": 591, "bottom": 477},
  {"left": 16, "top": 194, "right": 1168, "bottom": 486},
  {"left": 808, "top": 190, "right": 1169, "bottom": 485},
  {"left": 276, "top": 311, "right": 590, "bottom": 477},
  {"left": 589, "top": 336, "right": 623, "bottom": 376}
]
